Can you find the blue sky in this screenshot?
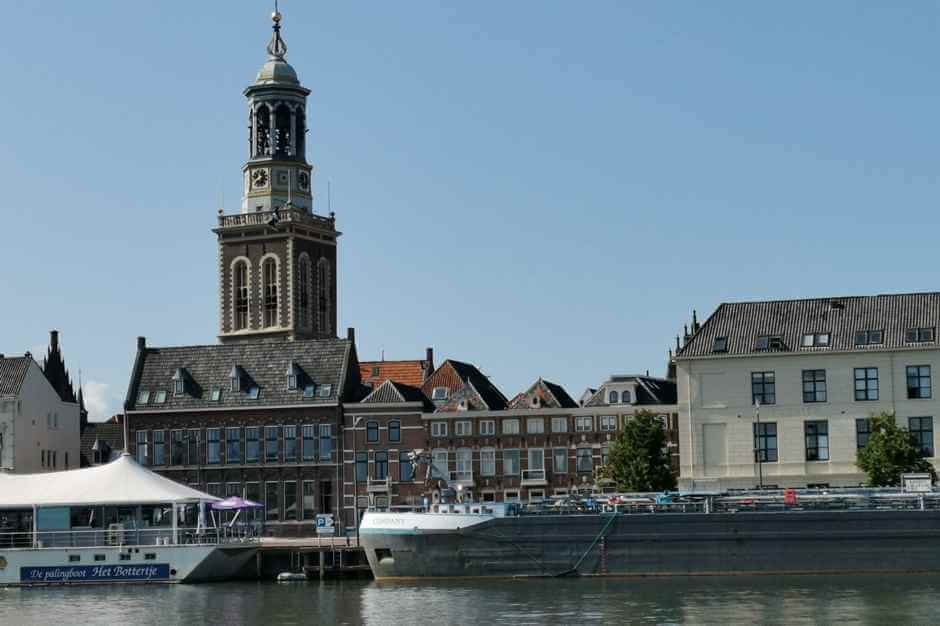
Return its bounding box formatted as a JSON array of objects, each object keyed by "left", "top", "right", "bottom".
[{"left": 1, "top": 1, "right": 938, "bottom": 420}]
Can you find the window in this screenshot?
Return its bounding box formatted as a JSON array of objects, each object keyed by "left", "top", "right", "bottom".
[
  {"left": 503, "top": 449, "right": 520, "bottom": 475},
  {"left": 137, "top": 391, "right": 150, "bottom": 405},
  {"left": 599, "top": 416, "right": 617, "bottom": 431},
  {"left": 153, "top": 391, "right": 167, "bottom": 404},
  {"left": 712, "top": 336, "right": 728, "bottom": 353},
  {"left": 608, "top": 391, "right": 619, "bottom": 404},
  {"left": 303, "top": 385, "right": 315, "bottom": 399},
  {"left": 171, "top": 430, "right": 184, "bottom": 465},
  {"left": 388, "top": 421, "right": 400, "bottom": 443},
  {"left": 318, "top": 384, "right": 332, "bottom": 398},
  {"left": 432, "top": 449, "right": 448, "bottom": 478},
  {"left": 375, "top": 452, "right": 389, "bottom": 480},
  {"left": 367, "top": 421, "right": 379, "bottom": 443},
  {"left": 136, "top": 431, "right": 148, "bottom": 465},
  {"left": 756, "top": 335, "right": 783, "bottom": 350},
  {"left": 480, "top": 448, "right": 495, "bottom": 476},
  {"left": 207, "top": 428, "right": 221, "bottom": 465},
  {"left": 174, "top": 379, "right": 186, "bottom": 395},
  {"left": 502, "top": 419, "right": 520, "bottom": 435},
  {"left": 282, "top": 481, "right": 297, "bottom": 522},
  {"left": 456, "top": 448, "right": 472, "bottom": 480},
  {"left": 284, "top": 426, "right": 297, "bottom": 462},
  {"left": 855, "top": 329, "right": 884, "bottom": 345},
  {"left": 316, "top": 258, "right": 331, "bottom": 335},
  {"left": 302, "top": 481, "right": 316, "bottom": 520},
  {"left": 855, "top": 368, "right": 879, "bottom": 401},
  {"left": 355, "top": 451, "right": 368, "bottom": 481},
  {"left": 577, "top": 448, "right": 593, "bottom": 473},
  {"left": 371, "top": 366, "right": 380, "bottom": 377},
  {"left": 245, "top": 482, "right": 261, "bottom": 522},
  {"left": 551, "top": 417, "right": 568, "bottom": 433},
  {"left": 431, "top": 422, "right": 448, "bottom": 437},
  {"left": 575, "top": 416, "right": 592, "bottom": 432},
  {"left": 319, "top": 424, "right": 332, "bottom": 461},
  {"left": 909, "top": 417, "right": 934, "bottom": 457},
  {"left": 455, "top": 421, "right": 472, "bottom": 436},
  {"left": 265, "top": 426, "right": 280, "bottom": 462},
  {"left": 187, "top": 429, "right": 199, "bottom": 465},
  {"left": 907, "top": 366, "right": 932, "bottom": 399},
  {"left": 248, "top": 386, "right": 261, "bottom": 400},
  {"left": 246, "top": 427, "right": 260, "bottom": 463},
  {"left": 302, "top": 425, "right": 315, "bottom": 461},
  {"left": 751, "top": 372, "right": 775, "bottom": 405},
  {"left": 801, "top": 333, "right": 830, "bottom": 347},
  {"left": 152, "top": 431, "right": 165, "bottom": 466},
  {"left": 906, "top": 327, "right": 935, "bottom": 343},
  {"left": 805, "top": 421, "right": 829, "bottom": 461},
  {"left": 601, "top": 445, "right": 609, "bottom": 466},
  {"left": 263, "top": 258, "right": 278, "bottom": 328},
  {"left": 231, "top": 372, "right": 241, "bottom": 393},
  {"left": 478, "top": 420, "right": 495, "bottom": 436},
  {"left": 802, "top": 370, "right": 827, "bottom": 403},
  {"left": 399, "top": 452, "right": 414, "bottom": 481},
  {"left": 225, "top": 427, "right": 240, "bottom": 464},
  {"left": 298, "top": 255, "right": 311, "bottom": 329},
  {"left": 209, "top": 389, "right": 221, "bottom": 402},
  {"left": 431, "top": 387, "right": 449, "bottom": 401},
  {"left": 856, "top": 418, "right": 871, "bottom": 450},
  {"left": 265, "top": 482, "right": 280, "bottom": 522},
  {"left": 526, "top": 418, "right": 544, "bottom": 434},
  {"left": 553, "top": 448, "right": 568, "bottom": 474},
  {"left": 753, "top": 422, "right": 778, "bottom": 462},
  {"left": 504, "top": 491, "right": 521, "bottom": 504},
  {"left": 234, "top": 261, "right": 249, "bottom": 330}
]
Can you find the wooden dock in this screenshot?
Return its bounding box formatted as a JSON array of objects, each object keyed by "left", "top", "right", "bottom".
[{"left": 256, "top": 536, "right": 370, "bottom": 579}]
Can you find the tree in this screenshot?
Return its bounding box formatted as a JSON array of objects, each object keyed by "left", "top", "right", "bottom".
[
  {"left": 856, "top": 412, "right": 937, "bottom": 487},
  {"left": 597, "top": 410, "right": 676, "bottom": 492}
]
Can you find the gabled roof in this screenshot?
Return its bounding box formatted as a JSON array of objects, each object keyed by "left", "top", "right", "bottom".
[
  {"left": 421, "top": 360, "right": 508, "bottom": 411},
  {"left": 584, "top": 375, "right": 677, "bottom": 407},
  {"left": 126, "top": 338, "right": 357, "bottom": 411},
  {"left": 360, "top": 380, "right": 433, "bottom": 409},
  {"left": 80, "top": 422, "right": 125, "bottom": 467},
  {"left": 0, "top": 357, "right": 31, "bottom": 397},
  {"left": 679, "top": 293, "right": 940, "bottom": 359},
  {"left": 508, "top": 378, "right": 578, "bottom": 409},
  {"left": 360, "top": 360, "right": 429, "bottom": 388}
]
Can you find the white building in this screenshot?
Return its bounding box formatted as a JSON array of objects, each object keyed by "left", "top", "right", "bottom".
[
  {"left": 0, "top": 355, "right": 81, "bottom": 473},
  {"left": 676, "top": 293, "right": 940, "bottom": 490}
]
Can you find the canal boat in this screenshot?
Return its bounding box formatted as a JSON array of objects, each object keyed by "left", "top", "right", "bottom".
[
  {"left": 0, "top": 453, "right": 257, "bottom": 585},
  {"left": 360, "top": 489, "right": 940, "bottom": 579}
]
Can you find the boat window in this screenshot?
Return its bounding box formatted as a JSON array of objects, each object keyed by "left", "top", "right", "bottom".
[
  {"left": 145, "top": 553, "right": 157, "bottom": 561},
  {"left": 120, "top": 553, "right": 131, "bottom": 561},
  {"left": 69, "top": 555, "right": 80, "bottom": 562},
  {"left": 94, "top": 554, "right": 106, "bottom": 562}
]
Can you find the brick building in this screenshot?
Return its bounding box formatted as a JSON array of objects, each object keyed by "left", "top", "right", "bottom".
[{"left": 359, "top": 348, "right": 434, "bottom": 390}]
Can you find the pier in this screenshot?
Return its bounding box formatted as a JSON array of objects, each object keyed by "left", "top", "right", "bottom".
[{"left": 256, "top": 537, "right": 370, "bottom": 580}]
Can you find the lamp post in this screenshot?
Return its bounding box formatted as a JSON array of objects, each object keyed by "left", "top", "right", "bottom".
[
  {"left": 754, "top": 399, "right": 764, "bottom": 489},
  {"left": 352, "top": 416, "right": 363, "bottom": 544}
]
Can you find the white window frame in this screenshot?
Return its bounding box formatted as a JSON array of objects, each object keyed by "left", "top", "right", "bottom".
[
  {"left": 431, "top": 421, "right": 448, "bottom": 437},
  {"left": 480, "top": 420, "right": 496, "bottom": 436},
  {"left": 502, "top": 419, "right": 520, "bottom": 435},
  {"left": 503, "top": 449, "right": 520, "bottom": 475},
  {"left": 456, "top": 448, "right": 472, "bottom": 480},
  {"left": 431, "top": 387, "right": 450, "bottom": 401},
  {"left": 431, "top": 449, "right": 449, "bottom": 478},
  {"left": 600, "top": 415, "right": 617, "bottom": 431},
  {"left": 526, "top": 418, "right": 544, "bottom": 434},
  {"left": 480, "top": 447, "right": 496, "bottom": 476},
  {"left": 504, "top": 490, "right": 520, "bottom": 503},
  {"left": 455, "top": 421, "right": 472, "bottom": 436},
  {"left": 551, "top": 417, "right": 568, "bottom": 433},
  {"left": 553, "top": 448, "right": 568, "bottom": 474},
  {"left": 575, "top": 416, "right": 593, "bottom": 432}
]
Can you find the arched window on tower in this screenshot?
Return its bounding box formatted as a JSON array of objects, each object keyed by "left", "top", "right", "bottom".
[
  {"left": 255, "top": 104, "right": 271, "bottom": 157},
  {"left": 263, "top": 258, "right": 278, "bottom": 328},
  {"left": 274, "top": 104, "right": 291, "bottom": 157},
  {"left": 317, "top": 258, "right": 331, "bottom": 335},
  {"left": 297, "top": 254, "right": 311, "bottom": 329},
  {"left": 294, "top": 106, "right": 305, "bottom": 158},
  {"left": 233, "top": 261, "right": 249, "bottom": 330}
]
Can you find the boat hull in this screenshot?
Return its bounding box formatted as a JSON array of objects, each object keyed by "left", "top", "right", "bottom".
[{"left": 361, "top": 510, "right": 940, "bottom": 579}]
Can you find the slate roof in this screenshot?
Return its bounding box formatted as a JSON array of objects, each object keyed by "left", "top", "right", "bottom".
[
  {"left": 585, "top": 375, "right": 677, "bottom": 407},
  {"left": 679, "top": 293, "right": 940, "bottom": 359},
  {"left": 0, "top": 357, "right": 31, "bottom": 397},
  {"left": 126, "top": 338, "right": 358, "bottom": 411},
  {"left": 360, "top": 380, "right": 433, "bottom": 409},
  {"left": 80, "top": 422, "right": 125, "bottom": 467},
  {"left": 421, "top": 360, "right": 509, "bottom": 411},
  {"left": 508, "top": 378, "right": 578, "bottom": 409},
  {"left": 360, "top": 359, "right": 429, "bottom": 388}
]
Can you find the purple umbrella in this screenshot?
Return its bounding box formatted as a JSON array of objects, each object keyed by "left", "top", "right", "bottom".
[{"left": 211, "top": 496, "right": 264, "bottom": 510}]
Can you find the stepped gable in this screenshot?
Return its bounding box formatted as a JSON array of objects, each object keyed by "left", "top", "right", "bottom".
[{"left": 42, "top": 330, "right": 76, "bottom": 403}]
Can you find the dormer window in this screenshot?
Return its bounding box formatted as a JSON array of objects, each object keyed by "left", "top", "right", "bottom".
[
  {"left": 622, "top": 390, "right": 632, "bottom": 404},
  {"left": 906, "top": 327, "right": 935, "bottom": 343},
  {"left": 432, "top": 387, "right": 449, "bottom": 401},
  {"left": 371, "top": 367, "right": 380, "bottom": 377},
  {"left": 286, "top": 362, "right": 301, "bottom": 391},
  {"left": 137, "top": 391, "right": 150, "bottom": 405},
  {"left": 712, "top": 336, "right": 728, "bottom": 353},
  {"left": 608, "top": 390, "right": 619, "bottom": 404},
  {"left": 247, "top": 386, "right": 261, "bottom": 400},
  {"left": 153, "top": 391, "right": 167, "bottom": 404},
  {"left": 230, "top": 365, "right": 244, "bottom": 393},
  {"left": 318, "top": 384, "right": 332, "bottom": 398},
  {"left": 856, "top": 329, "right": 884, "bottom": 345},
  {"left": 172, "top": 368, "right": 189, "bottom": 396},
  {"left": 209, "top": 389, "right": 222, "bottom": 402},
  {"left": 801, "top": 333, "right": 830, "bottom": 348},
  {"left": 303, "top": 384, "right": 315, "bottom": 399},
  {"left": 755, "top": 335, "right": 784, "bottom": 351}
]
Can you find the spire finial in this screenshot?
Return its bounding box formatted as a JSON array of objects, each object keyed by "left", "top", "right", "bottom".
[{"left": 267, "top": 2, "right": 288, "bottom": 60}]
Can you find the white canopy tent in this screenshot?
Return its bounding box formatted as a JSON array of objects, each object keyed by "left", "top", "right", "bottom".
[{"left": 0, "top": 453, "right": 219, "bottom": 509}]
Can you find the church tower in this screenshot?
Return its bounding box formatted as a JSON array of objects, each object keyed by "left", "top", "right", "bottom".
[{"left": 215, "top": 9, "right": 339, "bottom": 343}]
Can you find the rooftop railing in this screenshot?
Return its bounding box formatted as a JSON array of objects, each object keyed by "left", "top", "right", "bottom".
[{"left": 217, "top": 207, "right": 334, "bottom": 230}]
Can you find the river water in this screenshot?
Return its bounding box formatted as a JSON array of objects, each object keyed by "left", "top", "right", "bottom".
[{"left": 4, "top": 574, "right": 940, "bottom": 624}]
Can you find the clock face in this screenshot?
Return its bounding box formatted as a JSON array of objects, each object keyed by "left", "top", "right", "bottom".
[
  {"left": 252, "top": 169, "right": 269, "bottom": 189},
  {"left": 298, "top": 171, "right": 310, "bottom": 191}
]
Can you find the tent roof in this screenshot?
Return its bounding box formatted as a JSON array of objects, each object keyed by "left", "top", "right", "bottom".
[{"left": 0, "top": 454, "right": 219, "bottom": 508}]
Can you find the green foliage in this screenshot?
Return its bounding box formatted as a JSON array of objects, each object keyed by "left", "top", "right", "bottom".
[
  {"left": 597, "top": 410, "right": 676, "bottom": 492},
  {"left": 856, "top": 412, "right": 937, "bottom": 487}
]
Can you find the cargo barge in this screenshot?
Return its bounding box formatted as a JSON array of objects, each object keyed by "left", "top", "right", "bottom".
[{"left": 360, "top": 490, "right": 940, "bottom": 579}]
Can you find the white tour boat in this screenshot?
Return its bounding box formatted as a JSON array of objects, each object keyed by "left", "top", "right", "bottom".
[{"left": 0, "top": 453, "right": 257, "bottom": 585}]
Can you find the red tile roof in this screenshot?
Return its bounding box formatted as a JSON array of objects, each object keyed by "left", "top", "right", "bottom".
[{"left": 360, "top": 360, "right": 429, "bottom": 389}]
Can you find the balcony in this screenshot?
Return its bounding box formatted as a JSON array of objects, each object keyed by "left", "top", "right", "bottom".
[
  {"left": 449, "top": 471, "right": 474, "bottom": 489},
  {"left": 521, "top": 468, "right": 549, "bottom": 487},
  {"left": 216, "top": 207, "right": 335, "bottom": 232},
  {"left": 367, "top": 477, "right": 391, "bottom": 493}
]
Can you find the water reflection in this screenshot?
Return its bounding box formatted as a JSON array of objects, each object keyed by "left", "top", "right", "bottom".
[{"left": 4, "top": 574, "right": 940, "bottom": 625}]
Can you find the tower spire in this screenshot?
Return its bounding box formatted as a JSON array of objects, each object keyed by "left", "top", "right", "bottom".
[{"left": 267, "top": 3, "right": 288, "bottom": 61}]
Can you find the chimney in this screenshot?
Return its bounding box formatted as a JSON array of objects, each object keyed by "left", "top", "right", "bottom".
[
  {"left": 50, "top": 330, "right": 59, "bottom": 350},
  {"left": 692, "top": 310, "right": 700, "bottom": 333},
  {"left": 137, "top": 336, "right": 146, "bottom": 351},
  {"left": 347, "top": 327, "right": 356, "bottom": 343},
  {"left": 426, "top": 347, "right": 434, "bottom": 366}
]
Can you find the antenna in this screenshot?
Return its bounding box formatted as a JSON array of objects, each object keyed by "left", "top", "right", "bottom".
[{"left": 328, "top": 181, "right": 332, "bottom": 213}]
